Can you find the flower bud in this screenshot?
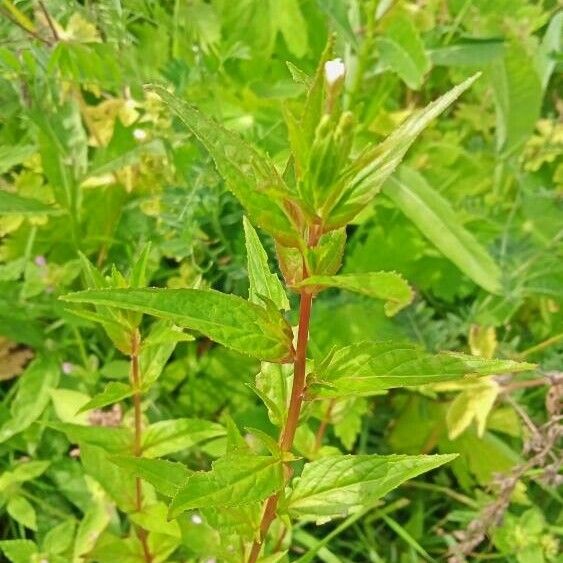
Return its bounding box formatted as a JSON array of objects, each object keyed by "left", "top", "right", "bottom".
[{"left": 324, "top": 58, "right": 346, "bottom": 87}]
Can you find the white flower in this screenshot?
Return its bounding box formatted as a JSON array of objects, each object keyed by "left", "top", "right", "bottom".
[
  {"left": 133, "top": 128, "right": 147, "bottom": 141},
  {"left": 324, "top": 58, "right": 346, "bottom": 86}
]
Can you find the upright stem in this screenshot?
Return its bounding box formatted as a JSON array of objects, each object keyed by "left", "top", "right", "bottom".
[
  {"left": 130, "top": 330, "right": 152, "bottom": 563},
  {"left": 248, "top": 228, "right": 319, "bottom": 563}
]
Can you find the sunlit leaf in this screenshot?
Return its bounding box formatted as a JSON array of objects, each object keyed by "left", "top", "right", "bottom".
[{"left": 62, "top": 288, "right": 294, "bottom": 363}]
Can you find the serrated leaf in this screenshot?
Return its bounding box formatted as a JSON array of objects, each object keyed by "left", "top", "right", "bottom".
[
  {"left": 383, "top": 166, "right": 502, "bottom": 294},
  {"left": 142, "top": 418, "right": 225, "bottom": 458},
  {"left": 61, "top": 287, "right": 294, "bottom": 363},
  {"left": 377, "top": 13, "right": 430, "bottom": 89},
  {"left": 312, "top": 341, "right": 534, "bottom": 398},
  {"left": 147, "top": 85, "right": 301, "bottom": 247},
  {"left": 0, "top": 191, "right": 58, "bottom": 215},
  {"left": 77, "top": 382, "right": 133, "bottom": 414},
  {"left": 326, "top": 73, "right": 480, "bottom": 229},
  {"left": 286, "top": 454, "right": 456, "bottom": 520},
  {"left": 169, "top": 455, "right": 284, "bottom": 517},
  {"left": 111, "top": 456, "right": 191, "bottom": 497},
  {"left": 295, "top": 272, "right": 413, "bottom": 316},
  {"left": 244, "top": 217, "right": 289, "bottom": 311}
]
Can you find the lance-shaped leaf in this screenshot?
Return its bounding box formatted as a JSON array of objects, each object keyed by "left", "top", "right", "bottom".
[
  {"left": 295, "top": 272, "right": 413, "bottom": 316},
  {"left": 61, "top": 288, "right": 294, "bottom": 363},
  {"left": 147, "top": 85, "right": 301, "bottom": 247},
  {"left": 311, "top": 341, "right": 534, "bottom": 398},
  {"left": 169, "top": 455, "right": 284, "bottom": 518},
  {"left": 142, "top": 419, "right": 225, "bottom": 458},
  {"left": 77, "top": 382, "right": 133, "bottom": 414},
  {"left": 244, "top": 217, "right": 289, "bottom": 310},
  {"left": 384, "top": 166, "right": 502, "bottom": 294},
  {"left": 0, "top": 191, "right": 59, "bottom": 215},
  {"left": 286, "top": 454, "right": 456, "bottom": 520},
  {"left": 110, "top": 456, "right": 191, "bottom": 498},
  {"left": 325, "top": 73, "right": 480, "bottom": 229}
]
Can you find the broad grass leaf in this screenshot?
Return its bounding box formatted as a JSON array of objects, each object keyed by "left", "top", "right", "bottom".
[
  {"left": 295, "top": 271, "right": 413, "bottom": 316},
  {"left": 274, "top": 0, "right": 309, "bottom": 58},
  {"left": 142, "top": 419, "right": 225, "bottom": 458},
  {"left": 286, "top": 454, "right": 456, "bottom": 521},
  {"left": 147, "top": 85, "right": 301, "bottom": 247},
  {"left": 110, "top": 456, "right": 191, "bottom": 498},
  {"left": 535, "top": 12, "right": 562, "bottom": 91},
  {"left": 326, "top": 73, "right": 480, "bottom": 228},
  {"left": 312, "top": 341, "right": 534, "bottom": 398},
  {"left": 430, "top": 39, "right": 504, "bottom": 66},
  {"left": 490, "top": 41, "right": 542, "bottom": 155},
  {"left": 169, "top": 455, "right": 284, "bottom": 517},
  {"left": 377, "top": 12, "right": 430, "bottom": 89},
  {"left": 383, "top": 166, "right": 502, "bottom": 294},
  {"left": 244, "top": 217, "right": 289, "bottom": 311},
  {"left": 62, "top": 288, "right": 294, "bottom": 363}
]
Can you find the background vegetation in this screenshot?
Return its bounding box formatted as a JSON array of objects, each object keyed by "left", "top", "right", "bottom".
[{"left": 0, "top": 0, "right": 561, "bottom": 562}]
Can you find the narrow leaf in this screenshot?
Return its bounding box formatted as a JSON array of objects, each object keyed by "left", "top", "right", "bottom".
[
  {"left": 312, "top": 341, "right": 534, "bottom": 398},
  {"left": 295, "top": 272, "right": 413, "bottom": 316},
  {"left": 244, "top": 217, "right": 289, "bottom": 310},
  {"left": 110, "top": 456, "right": 191, "bottom": 498},
  {"left": 286, "top": 454, "right": 456, "bottom": 520},
  {"left": 77, "top": 382, "right": 133, "bottom": 414},
  {"left": 326, "top": 73, "right": 480, "bottom": 228},
  {"left": 61, "top": 288, "right": 294, "bottom": 363},
  {"left": 169, "top": 455, "right": 284, "bottom": 517},
  {"left": 147, "top": 85, "right": 301, "bottom": 247},
  {"left": 142, "top": 419, "right": 225, "bottom": 458},
  {"left": 0, "top": 191, "right": 58, "bottom": 215},
  {"left": 383, "top": 166, "right": 502, "bottom": 294}
]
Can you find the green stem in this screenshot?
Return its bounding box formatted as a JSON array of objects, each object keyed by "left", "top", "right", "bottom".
[{"left": 130, "top": 330, "right": 152, "bottom": 563}]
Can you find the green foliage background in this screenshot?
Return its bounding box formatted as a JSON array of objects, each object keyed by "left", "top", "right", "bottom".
[{"left": 0, "top": 1, "right": 561, "bottom": 562}]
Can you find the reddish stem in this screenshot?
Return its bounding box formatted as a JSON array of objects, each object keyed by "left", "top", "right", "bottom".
[{"left": 248, "top": 227, "right": 320, "bottom": 563}]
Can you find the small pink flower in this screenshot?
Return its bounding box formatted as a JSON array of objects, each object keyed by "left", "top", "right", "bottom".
[{"left": 35, "top": 255, "right": 47, "bottom": 267}]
